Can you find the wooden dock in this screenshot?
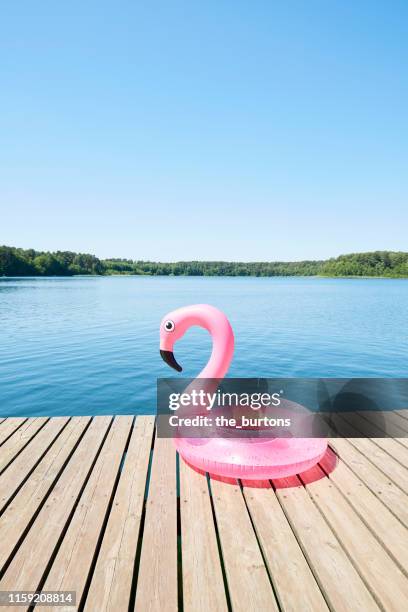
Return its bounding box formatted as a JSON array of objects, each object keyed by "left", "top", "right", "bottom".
[{"left": 0, "top": 415, "right": 408, "bottom": 611}]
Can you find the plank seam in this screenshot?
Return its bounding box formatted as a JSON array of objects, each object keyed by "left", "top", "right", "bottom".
[
  {"left": 0, "top": 418, "right": 28, "bottom": 447},
  {"left": 176, "top": 453, "right": 184, "bottom": 612}
]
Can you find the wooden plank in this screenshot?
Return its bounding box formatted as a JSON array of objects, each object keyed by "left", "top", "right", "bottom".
[
  {"left": 38, "top": 416, "right": 133, "bottom": 610},
  {"left": 0, "top": 417, "right": 28, "bottom": 446},
  {"left": 0, "top": 417, "right": 69, "bottom": 507},
  {"left": 341, "top": 413, "right": 408, "bottom": 464},
  {"left": 355, "top": 411, "right": 408, "bottom": 448},
  {"left": 347, "top": 437, "right": 408, "bottom": 492},
  {"left": 389, "top": 411, "right": 408, "bottom": 433},
  {"left": 210, "top": 476, "right": 279, "bottom": 612},
  {"left": 86, "top": 416, "right": 154, "bottom": 612},
  {"left": 180, "top": 459, "right": 228, "bottom": 612},
  {"left": 1, "top": 416, "right": 406, "bottom": 611},
  {"left": 332, "top": 416, "right": 408, "bottom": 490},
  {"left": 242, "top": 480, "right": 329, "bottom": 612},
  {"left": 273, "top": 475, "right": 379, "bottom": 612},
  {"left": 0, "top": 416, "right": 112, "bottom": 591},
  {"left": 320, "top": 449, "right": 408, "bottom": 573},
  {"left": 0, "top": 417, "right": 48, "bottom": 474},
  {"left": 134, "top": 436, "right": 177, "bottom": 612},
  {"left": 395, "top": 409, "right": 408, "bottom": 422},
  {"left": 300, "top": 464, "right": 408, "bottom": 610},
  {"left": 0, "top": 418, "right": 91, "bottom": 569},
  {"left": 330, "top": 438, "right": 408, "bottom": 527}
]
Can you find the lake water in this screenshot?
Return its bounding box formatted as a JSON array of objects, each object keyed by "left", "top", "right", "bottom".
[{"left": 1, "top": 276, "right": 407, "bottom": 417}]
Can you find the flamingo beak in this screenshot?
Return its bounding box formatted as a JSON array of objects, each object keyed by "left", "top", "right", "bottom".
[{"left": 160, "top": 350, "right": 183, "bottom": 372}]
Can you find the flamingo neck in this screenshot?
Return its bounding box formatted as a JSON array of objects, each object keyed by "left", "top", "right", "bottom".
[{"left": 193, "top": 311, "right": 234, "bottom": 379}]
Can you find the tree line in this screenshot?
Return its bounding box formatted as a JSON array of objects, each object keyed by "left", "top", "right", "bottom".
[{"left": 1, "top": 246, "right": 408, "bottom": 277}]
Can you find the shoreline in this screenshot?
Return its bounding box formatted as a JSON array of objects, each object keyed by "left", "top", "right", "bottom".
[{"left": 2, "top": 274, "right": 408, "bottom": 280}]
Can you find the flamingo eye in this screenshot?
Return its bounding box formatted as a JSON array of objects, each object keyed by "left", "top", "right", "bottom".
[{"left": 164, "top": 320, "right": 175, "bottom": 332}]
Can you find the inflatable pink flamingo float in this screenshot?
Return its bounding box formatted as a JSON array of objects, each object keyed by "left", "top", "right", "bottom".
[{"left": 160, "top": 304, "right": 327, "bottom": 479}]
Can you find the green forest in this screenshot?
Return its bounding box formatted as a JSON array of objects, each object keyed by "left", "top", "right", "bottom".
[{"left": 1, "top": 245, "right": 408, "bottom": 277}]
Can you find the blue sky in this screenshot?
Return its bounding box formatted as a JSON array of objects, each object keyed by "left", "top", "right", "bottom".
[{"left": 1, "top": 1, "right": 407, "bottom": 261}]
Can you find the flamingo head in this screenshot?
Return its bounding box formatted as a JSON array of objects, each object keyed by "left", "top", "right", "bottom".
[
  {"left": 159, "top": 306, "right": 193, "bottom": 372},
  {"left": 160, "top": 304, "right": 234, "bottom": 376}
]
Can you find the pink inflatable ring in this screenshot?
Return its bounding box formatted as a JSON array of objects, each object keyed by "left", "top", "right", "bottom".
[{"left": 160, "top": 304, "right": 327, "bottom": 479}]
